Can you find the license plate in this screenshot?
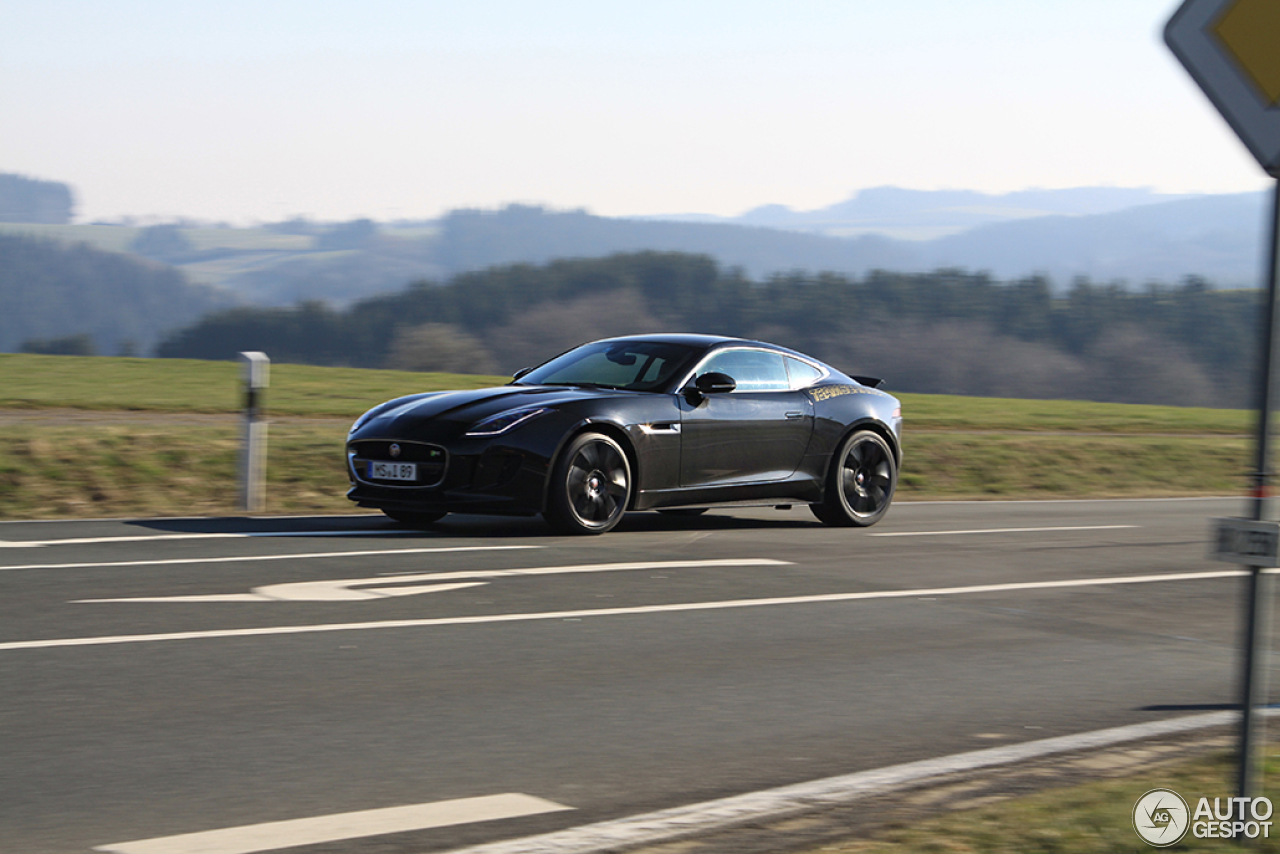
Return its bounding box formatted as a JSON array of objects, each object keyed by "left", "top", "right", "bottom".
[{"left": 368, "top": 461, "right": 417, "bottom": 481}]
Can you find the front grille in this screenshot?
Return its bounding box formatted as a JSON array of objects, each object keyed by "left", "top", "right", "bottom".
[{"left": 348, "top": 440, "right": 447, "bottom": 488}]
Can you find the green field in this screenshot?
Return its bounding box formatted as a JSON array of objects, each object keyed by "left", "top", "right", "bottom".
[
  {"left": 0, "top": 353, "right": 505, "bottom": 416},
  {"left": 0, "top": 354, "right": 1254, "bottom": 520}
]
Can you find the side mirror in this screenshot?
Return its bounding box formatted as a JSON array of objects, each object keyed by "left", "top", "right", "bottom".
[
  {"left": 512, "top": 367, "right": 534, "bottom": 381},
  {"left": 693, "top": 372, "right": 736, "bottom": 394}
]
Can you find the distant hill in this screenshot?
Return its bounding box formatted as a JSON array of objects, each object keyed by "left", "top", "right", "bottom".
[
  {"left": 434, "top": 194, "right": 1267, "bottom": 290},
  {"left": 434, "top": 204, "right": 916, "bottom": 279},
  {"left": 0, "top": 186, "right": 1267, "bottom": 315},
  {"left": 918, "top": 192, "right": 1267, "bottom": 286},
  {"left": 0, "top": 233, "right": 232, "bottom": 354},
  {"left": 647, "top": 186, "right": 1204, "bottom": 239}
]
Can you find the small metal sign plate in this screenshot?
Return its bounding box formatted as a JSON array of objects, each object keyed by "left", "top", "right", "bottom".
[{"left": 1211, "top": 517, "right": 1280, "bottom": 566}]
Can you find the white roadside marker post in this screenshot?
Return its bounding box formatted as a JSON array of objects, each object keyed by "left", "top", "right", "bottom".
[{"left": 239, "top": 351, "right": 269, "bottom": 513}]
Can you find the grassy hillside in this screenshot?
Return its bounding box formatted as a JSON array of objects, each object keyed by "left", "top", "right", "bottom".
[{"left": 0, "top": 354, "right": 1254, "bottom": 520}]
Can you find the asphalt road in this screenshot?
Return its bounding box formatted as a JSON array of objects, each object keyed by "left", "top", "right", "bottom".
[{"left": 1, "top": 497, "right": 1269, "bottom": 853}]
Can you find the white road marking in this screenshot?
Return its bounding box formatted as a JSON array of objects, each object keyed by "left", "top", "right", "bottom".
[
  {"left": 896, "top": 496, "right": 1240, "bottom": 505},
  {"left": 78, "top": 582, "right": 492, "bottom": 604},
  {"left": 436, "top": 712, "right": 1248, "bottom": 854},
  {"left": 0, "top": 545, "right": 540, "bottom": 572},
  {"left": 870, "top": 525, "right": 1138, "bottom": 537},
  {"left": 0, "top": 530, "right": 423, "bottom": 548},
  {"left": 72, "top": 559, "right": 792, "bottom": 604},
  {"left": 0, "top": 567, "right": 1245, "bottom": 652},
  {"left": 93, "top": 793, "right": 573, "bottom": 854}
]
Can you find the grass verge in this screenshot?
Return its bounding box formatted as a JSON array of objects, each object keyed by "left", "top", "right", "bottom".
[
  {"left": 792, "top": 751, "right": 1280, "bottom": 853},
  {"left": 0, "top": 420, "right": 353, "bottom": 519},
  {"left": 901, "top": 433, "right": 1249, "bottom": 499},
  {"left": 0, "top": 420, "right": 1250, "bottom": 520}
]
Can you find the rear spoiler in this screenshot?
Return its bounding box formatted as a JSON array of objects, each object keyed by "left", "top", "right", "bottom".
[{"left": 851, "top": 375, "right": 886, "bottom": 389}]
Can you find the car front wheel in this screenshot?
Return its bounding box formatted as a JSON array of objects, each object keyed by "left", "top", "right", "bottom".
[
  {"left": 811, "top": 430, "right": 896, "bottom": 527},
  {"left": 545, "top": 432, "right": 632, "bottom": 535}
]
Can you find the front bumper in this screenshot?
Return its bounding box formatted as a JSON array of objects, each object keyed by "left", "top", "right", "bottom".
[{"left": 346, "top": 436, "right": 550, "bottom": 516}]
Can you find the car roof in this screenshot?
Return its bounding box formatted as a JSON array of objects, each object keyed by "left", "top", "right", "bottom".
[
  {"left": 594, "top": 333, "right": 823, "bottom": 362},
  {"left": 595, "top": 333, "right": 762, "bottom": 348}
]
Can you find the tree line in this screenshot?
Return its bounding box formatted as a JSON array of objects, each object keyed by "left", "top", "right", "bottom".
[
  {"left": 0, "top": 173, "right": 74, "bottom": 224},
  {"left": 0, "top": 233, "right": 231, "bottom": 355},
  {"left": 156, "top": 251, "right": 1261, "bottom": 408}
]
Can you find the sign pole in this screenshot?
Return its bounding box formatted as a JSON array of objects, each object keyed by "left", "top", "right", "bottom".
[
  {"left": 1239, "top": 179, "right": 1280, "bottom": 802},
  {"left": 1166, "top": 0, "right": 1280, "bottom": 805}
]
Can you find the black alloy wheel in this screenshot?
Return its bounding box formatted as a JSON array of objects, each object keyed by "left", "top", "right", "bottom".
[
  {"left": 811, "top": 430, "right": 896, "bottom": 527},
  {"left": 546, "top": 432, "right": 632, "bottom": 534}
]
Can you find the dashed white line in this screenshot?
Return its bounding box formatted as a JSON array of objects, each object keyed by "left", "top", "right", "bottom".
[
  {"left": 0, "top": 530, "right": 421, "bottom": 548},
  {"left": 0, "top": 567, "right": 1245, "bottom": 652},
  {"left": 870, "top": 525, "right": 1138, "bottom": 537},
  {"left": 94, "top": 793, "right": 573, "bottom": 854},
  {"left": 0, "top": 544, "right": 541, "bottom": 572}
]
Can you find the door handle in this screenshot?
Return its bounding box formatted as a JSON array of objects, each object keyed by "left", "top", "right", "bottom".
[{"left": 785, "top": 411, "right": 806, "bottom": 420}]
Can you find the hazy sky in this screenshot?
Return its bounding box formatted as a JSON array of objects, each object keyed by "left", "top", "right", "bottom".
[{"left": 1, "top": 0, "right": 1271, "bottom": 224}]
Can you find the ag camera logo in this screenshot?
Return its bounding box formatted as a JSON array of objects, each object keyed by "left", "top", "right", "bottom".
[
  {"left": 1133, "top": 788, "right": 1190, "bottom": 847},
  {"left": 1133, "top": 788, "right": 1275, "bottom": 845}
]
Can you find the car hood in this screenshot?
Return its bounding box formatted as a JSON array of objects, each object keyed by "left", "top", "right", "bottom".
[{"left": 353, "top": 384, "right": 629, "bottom": 435}]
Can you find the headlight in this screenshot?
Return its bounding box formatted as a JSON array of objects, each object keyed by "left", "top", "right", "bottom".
[
  {"left": 349, "top": 410, "right": 375, "bottom": 435},
  {"left": 465, "top": 408, "right": 548, "bottom": 437}
]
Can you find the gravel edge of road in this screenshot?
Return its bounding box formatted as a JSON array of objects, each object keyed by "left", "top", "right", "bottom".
[{"left": 437, "top": 713, "right": 1247, "bottom": 854}]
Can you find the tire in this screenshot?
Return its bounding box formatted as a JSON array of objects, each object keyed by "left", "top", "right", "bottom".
[
  {"left": 545, "top": 432, "right": 632, "bottom": 535},
  {"left": 811, "top": 430, "right": 896, "bottom": 527},
  {"left": 656, "top": 508, "right": 709, "bottom": 517},
  {"left": 382, "top": 509, "right": 446, "bottom": 528}
]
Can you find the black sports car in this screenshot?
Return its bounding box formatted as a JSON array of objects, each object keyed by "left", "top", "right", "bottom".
[{"left": 346, "top": 334, "right": 902, "bottom": 534}]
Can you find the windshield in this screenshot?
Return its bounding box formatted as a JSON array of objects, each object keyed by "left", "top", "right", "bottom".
[{"left": 516, "top": 340, "right": 703, "bottom": 391}]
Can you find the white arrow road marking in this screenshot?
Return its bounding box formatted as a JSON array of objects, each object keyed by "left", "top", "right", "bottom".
[
  {"left": 0, "top": 544, "right": 540, "bottom": 573},
  {"left": 93, "top": 793, "right": 573, "bottom": 854},
  {"left": 77, "top": 582, "right": 490, "bottom": 604},
  {"left": 71, "top": 559, "right": 789, "bottom": 604},
  {"left": 0, "top": 567, "right": 1243, "bottom": 651},
  {"left": 0, "top": 530, "right": 422, "bottom": 548}
]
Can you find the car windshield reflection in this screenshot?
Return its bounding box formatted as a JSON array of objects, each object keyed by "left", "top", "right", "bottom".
[{"left": 515, "top": 341, "right": 701, "bottom": 392}]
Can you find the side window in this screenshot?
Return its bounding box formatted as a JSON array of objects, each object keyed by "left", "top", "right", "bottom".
[
  {"left": 699, "top": 349, "right": 790, "bottom": 391},
  {"left": 784, "top": 357, "right": 823, "bottom": 390}
]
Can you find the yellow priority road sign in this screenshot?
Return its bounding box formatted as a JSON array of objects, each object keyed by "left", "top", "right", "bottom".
[{"left": 1166, "top": 0, "right": 1280, "bottom": 175}]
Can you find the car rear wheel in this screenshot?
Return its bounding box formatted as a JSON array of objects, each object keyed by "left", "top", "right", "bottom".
[
  {"left": 382, "top": 509, "right": 446, "bottom": 528},
  {"left": 811, "top": 430, "right": 896, "bottom": 527},
  {"left": 546, "top": 432, "right": 632, "bottom": 535}
]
